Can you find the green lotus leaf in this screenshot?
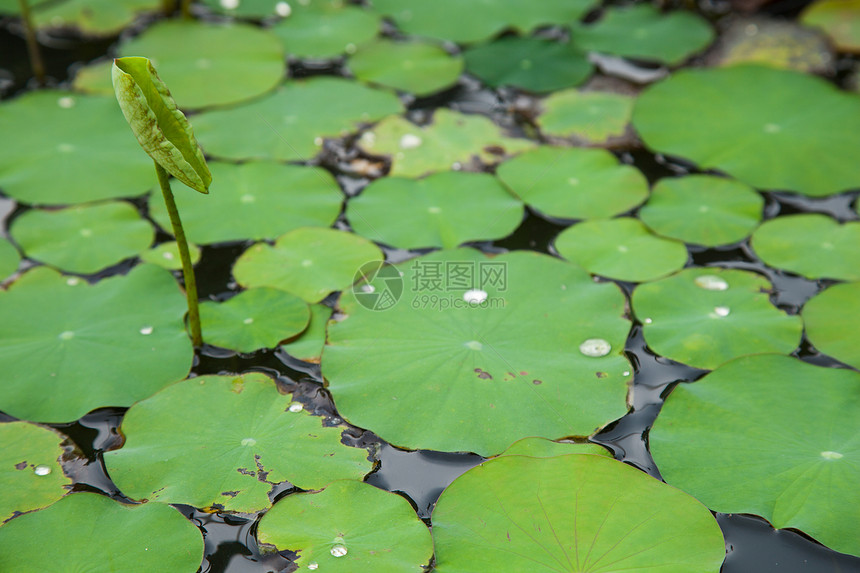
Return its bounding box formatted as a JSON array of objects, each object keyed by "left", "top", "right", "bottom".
[
  {"left": 10, "top": 201, "right": 154, "bottom": 274},
  {"left": 573, "top": 4, "right": 715, "bottom": 65},
  {"left": 632, "top": 64, "right": 860, "bottom": 196},
  {"left": 323, "top": 248, "right": 632, "bottom": 456},
  {"left": 72, "top": 59, "right": 114, "bottom": 95},
  {"left": 348, "top": 39, "right": 463, "bottom": 96},
  {"left": 194, "top": 77, "right": 403, "bottom": 161},
  {"left": 139, "top": 241, "right": 201, "bottom": 270},
  {"left": 357, "top": 109, "right": 534, "bottom": 178},
  {"left": 554, "top": 218, "right": 688, "bottom": 282},
  {"left": 0, "top": 422, "right": 71, "bottom": 522},
  {"left": 347, "top": 171, "right": 523, "bottom": 249},
  {"left": 638, "top": 175, "right": 764, "bottom": 247},
  {"left": 632, "top": 267, "right": 802, "bottom": 369},
  {"left": 463, "top": 36, "right": 592, "bottom": 93},
  {"left": 802, "top": 0, "right": 860, "bottom": 53},
  {"left": 536, "top": 89, "right": 635, "bottom": 145},
  {"left": 0, "top": 238, "right": 20, "bottom": 281},
  {"left": 0, "top": 493, "right": 203, "bottom": 572},
  {"left": 32, "top": 0, "right": 160, "bottom": 36},
  {"left": 118, "top": 20, "right": 285, "bottom": 110},
  {"left": 113, "top": 57, "right": 211, "bottom": 194},
  {"left": 200, "top": 287, "right": 310, "bottom": 353},
  {"left": 803, "top": 282, "right": 860, "bottom": 369},
  {"left": 201, "top": 0, "right": 294, "bottom": 17},
  {"left": 751, "top": 214, "right": 860, "bottom": 280},
  {"left": 148, "top": 162, "right": 342, "bottom": 244},
  {"left": 271, "top": 3, "right": 380, "bottom": 59},
  {"left": 104, "top": 373, "right": 372, "bottom": 512},
  {"left": 432, "top": 454, "right": 726, "bottom": 572},
  {"left": 497, "top": 437, "right": 611, "bottom": 458},
  {"left": 650, "top": 354, "right": 860, "bottom": 558},
  {"left": 496, "top": 146, "right": 647, "bottom": 220},
  {"left": 281, "top": 303, "right": 333, "bottom": 362},
  {"left": 257, "top": 480, "right": 433, "bottom": 572},
  {"left": 0, "top": 91, "right": 153, "bottom": 205},
  {"left": 0, "top": 264, "right": 192, "bottom": 422},
  {"left": 0, "top": 0, "right": 49, "bottom": 14}
]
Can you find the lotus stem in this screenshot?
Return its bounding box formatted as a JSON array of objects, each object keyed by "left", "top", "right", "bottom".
[
  {"left": 154, "top": 161, "right": 202, "bottom": 347},
  {"left": 181, "top": 0, "right": 191, "bottom": 19},
  {"left": 17, "top": 0, "right": 45, "bottom": 86}
]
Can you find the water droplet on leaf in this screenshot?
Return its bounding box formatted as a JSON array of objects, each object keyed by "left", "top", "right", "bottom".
[
  {"left": 712, "top": 306, "right": 731, "bottom": 317},
  {"left": 821, "top": 451, "right": 843, "bottom": 460},
  {"left": 695, "top": 275, "right": 728, "bottom": 291},
  {"left": 579, "top": 338, "right": 611, "bottom": 357},
  {"left": 463, "top": 289, "right": 487, "bottom": 304},
  {"left": 58, "top": 331, "right": 75, "bottom": 340},
  {"left": 140, "top": 326, "right": 153, "bottom": 335},
  {"left": 57, "top": 96, "right": 75, "bottom": 109},
  {"left": 241, "top": 438, "right": 256, "bottom": 446},
  {"left": 34, "top": 465, "right": 51, "bottom": 476},
  {"left": 399, "top": 134, "right": 422, "bottom": 149},
  {"left": 275, "top": 1, "right": 291, "bottom": 16},
  {"left": 288, "top": 403, "right": 303, "bottom": 413},
  {"left": 465, "top": 340, "right": 482, "bottom": 351},
  {"left": 330, "top": 544, "right": 348, "bottom": 557}
]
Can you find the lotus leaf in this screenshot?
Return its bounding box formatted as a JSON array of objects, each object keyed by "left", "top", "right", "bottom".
[
  {"left": 496, "top": 146, "right": 647, "bottom": 220},
  {"left": 751, "top": 214, "right": 860, "bottom": 280},
  {"left": 280, "top": 303, "right": 333, "bottom": 362},
  {"left": 801, "top": 0, "right": 860, "bottom": 53},
  {"left": 0, "top": 422, "right": 70, "bottom": 522},
  {"left": 104, "top": 373, "right": 372, "bottom": 512},
  {"left": 72, "top": 59, "right": 115, "bottom": 95},
  {"left": 257, "top": 480, "right": 433, "bottom": 572},
  {"left": 432, "top": 454, "right": 726, "bottom": 572},
  {"left": 498, "top": 437, "right": 611, "bottom": 458},
  {"left": 139, "top": 241, "right": 201, "bottom": 270},
  {"left": 201, "top": 0, "right": 297, "bottom": 17},
  {"left": 347, "top": 171, "right": 523, "bottom": 249},
  {"left": 323, "top": 248, "right": 632, "bottom": 456},
  {"left": 632, "top": 64, "right": 860, "bottom": 196},
  {"left": 536, "top": 89, "right": 634, "bottom": 145},
  {"left": 554, "top": 218, "right": 688, "bottom": 282},
  {"left": 0, "top": 492, "right": 203, "bottom": 572},
  {"left": 632, "top": 267, "right": 802, "bottom": 369},
  {"left": 0, "top": 264, "right": 192, "bottom": 422},
  {"left": 32, "top": 0, "right": 160, "bottom": 36},
  {"left": 0, "top": 238, "right": 20, "bottom": 280},
  {"left": 10, "top": 202, "right": 154, "bottom": 274},
  {"left": 271, "top": 3, "right": 380, "bottom": 59},
  {"left": 0, "top": 0, "right": 49, "bottom": 13},
  {"left": 650, "top": 354, "right": 860, "bottom": 558},
  {"left": 348, "top": 39, "right": 463, "bottom": 96},
  {"left": 803, "top": 282, "right": 860, "bottom": 369}
]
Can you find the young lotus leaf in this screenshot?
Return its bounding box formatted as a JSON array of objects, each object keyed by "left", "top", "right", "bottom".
[
  {"left": 281, "top": 303, "right": 333, "bottom": 363},
  {"left": 632, "top": 65, "right": 860, "bottom": 196},
  {"left": 0, "top": 237, "right": 20, "bottom": 280},
  {"left": 31, "top": 0, "right": 160, "bottom": 36},
  {"left": 463, "top": 37, "right": 592, "bottom": 93},
  {"left": 234, "top": 228, "right": 382, "bottom": 303},
  {"left": 536, "top": 89, "right": 635, "bottom": 145},
  {"left": 803, "top": 282, "right": 860, "bottom": 369},
  {"left": 272, "top": 3, "right": 380, "bottom": 59},
  {"left": 801, "top": 0, "right": 860, "bottom": 53},
  {"left": 104, "top": 373, "right": 372, "bottom": 512},
  {"left": 632, "top": 267, "right": 802, "bottom": 369},
  {"left": 497, "top": 437, "right": 611, "bottom": 458},
  {"left": 118, "top": 20, "right": 285, "bottom": 110},
  {"left": 0, "top": 492, "right": 203, "bottom": 572},
  {"left": 323, "top": 248, "right": 632, "bottom": 456},
  {"left": 554, "top": 218, "right": 688, "bottom": 282},
  {"left": 139, "top": 241, "right": 201, "bottom": 270},
  {"left": 638, "top": 175, "right": 764, "bottom": 246},
  {"left": 347, "top": 171, "right": 523, "bottom": 249},
  {"left": 357, "top": 109, "right": 534, "bottom": 178},
  {"left": 10, "top": 202, "right": 154, "bottom": 274},
  {"left": 573, "top": 4, "right": 715, "bottom": 65},
  {"left": 751, "top": 214, "right": 860, "bottom": 280},
  {"left": 650, "top": 354, "right": 860, "bottom": 558},
  {"left": 200, "top": 287, "right": 310, "bottom": 353},
  {"left": 432, "top": 454, "right": 726, "bottom": 572},
  {"left": 348, "top": 39, "right": 463, "bottom": 96},
  {"left": 496, "top": 146, "right": 648, "bottom": 220},
  {"left": 194, "top": 77, "right": 403, "bottom": 161},
  {"left": 0, "top": 91, "right": 153, "bottom": 205},
  {"left": 0, "top": 422, "right": 70, "bottom": 522},
  {"left": 148, "top": 162, "right": 342, "bottom": 244},
  {"left": 0, "top": 264, "right": 192, "bottom": 422},
  {"left": 257, "top": 480, "right": 433, "bottom": 572}
]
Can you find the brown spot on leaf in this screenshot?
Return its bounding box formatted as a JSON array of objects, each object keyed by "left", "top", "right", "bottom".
[
  {"left": 595, "top": 372, "right": 608, "bottom": 379},
  {"left": 532, "top": 379, "right": 542, "bottom": 385},
  {"left": 474, "top": 368, "right": 492, "bottom": 380},
  {"left": 14, "top": 461, "right": 26, "bottom": 470},
  {"left": 519, "top": 371, "right": 528, "bottom": 376},
  {"left": 221, "top": 491, "right": 239, "bottom": 498},
  {"left": 237, "top": 467, "right": 255, "bottom": 476}
]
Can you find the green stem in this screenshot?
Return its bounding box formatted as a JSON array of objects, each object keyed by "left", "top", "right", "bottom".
[
  {"left": 17, "top": 0, "right": 45, "bottom": 86},
  {"left": 155, "top": 162, "right": 202, "bottom": 347}
]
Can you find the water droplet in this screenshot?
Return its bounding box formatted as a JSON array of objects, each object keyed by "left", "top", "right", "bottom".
[
  {"left": 275, "top": 1, "right": 291, "bottom": 16},
  {"left": 579, "top": 339, "right": 611, "bottom": 357},
  {"left": 66, "top": 278, "right": 80, "bottom": 286},
  {"left": 360, "top": 284, "right": 375, "bottom": 294},
  {"left": 58, "top": 96, "right": 76, "bottom": 108},
  {"left": 243, "top": 317, "right": 254, "bottom": 325},
  {"left": 427, "top": 206, "right": 441, "bottom": 214},
  {"left": 345, "top": 43, "right": 357, "bottom": 54},
  {"left": 314, "top": 137, "right": 323, "bottom": 146},
  {"left": 307, "top": 563, "right": 319, "bottom": 570},
  {"left": 220, "top": 0, "right": 239, "bottom": 9},
  {"left": 330, "top": 544, "right": 348, "bottom": 557},
  {"left": 59, "top": 331, "right": 75, "bottom": 340},
  {"left": 399, "top": 134, "right": 422, "bottom": 149},
  {"left": 289, "top": 403, "right": 303, "bottom": 412},
  {"left": 712, "top": 306, "right": 730, "bottom": 317},
  {"left": 451, "top": 162, "right": 462, "bottom": 170},
  {"left": 162, "top": 251, "right": 175, "bottom": 260},
  {"left": 301, "top": 259, "right": 313, "bottom": 267},
  {"left": 567, "top": 177, "right": 579, "bottom": 186},
  {"left": 764, "top": 123, "right": 780, "bottom": 133},
  {"left": 465, "top": 340, "right": 482, "bottom": 351},
  {"left": 140, "top": 326, "right": 153, "bottom": 335},
  {"left": 623, "top": 371, "right": 631, "bottom": 376},
  {"left": 34, "top": 465, "right": 51, "bottom": 476},
  {"left": 695, "top": 275, "right": 728, "bottom": 291},
  {"left": 463, "top": 289, "right": 488, "bottom": 304},
  {"left": 240, "top": 194, "right": 255, "bottom": 203},
  {"left": 617, "top": 245, "right": 628, "bottom": 253},
  {"left": 57, "top": 143, "right": 75, "bottom": 153},
  {"left": 241, "top": 438, "right": 256, "bottom": 447},
  {"left": 79, "top": 228, "right": 92, "bottom": 237},
  {"left": 821, "top": 451, "right": 843, "bottom": 460},
  {"left": 643, "top": 318, "right": 653, "bottom": 324},
  {"left": 698, "top": 205, "right": 709, "bottom": 213}
]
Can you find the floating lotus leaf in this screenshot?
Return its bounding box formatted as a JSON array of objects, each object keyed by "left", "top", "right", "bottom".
[
  {"left": 348, "top": 39, "right": 463, "bottom": 96},
  {"left": 233, "top": 228, "right": 383, "bottom": 303},
  {"left": 0, "top": 91, "right": 153, "bottom": 205},
  {"left": 357, "top": 109, "right": 534, "bottom": 178},
  {"left": 0, "top": 264, "right": 192, "bottom": 422},
  {"left": 347, "top": 171, "right": 523, "bottom": 249},
  {"left": 323, "top": 249, "right": 632, "bottom": 456},
  {"left": 72, "top": 59, "right": 114, "bottom": 95},
  {"left": 201, "top": 0, "right": 295, "bottom": 17},
  {"left": 281, "top": 303, "right": 333, "bottom": 362},
  {"left": 0, "top": 493, "right": 203, "bottom": 572},
  {"left": 432, "top": 454, "right": 726, "bottom": 572},
  {"left": 104, "top": 373, "right": 372, "bottom": 512},
  {"left": 463, "top": 37, "right": 592, "bottom": 93},
  {"left": 118, "top": 20, "right": 285, "bottom": 109},
  {"left": 194, "top": 77, "right": 403, "bottom": 161},
  {"left": 257, "top": 480, "right": 433, "bottom": 572},
  {"left": 10, "top": 202, "right": 154, "bottom": 274},
  {"left": 632, "top": 65, "right": 860, "bottom": 196},
  {"left": 200, "top": 287, "right": 310, "bottom": 353},
  {"left": 632, "top": 267, "right": 802, "bottom": 369},
  {"left": 0, "top": 0, "right": 49, "bottom": 14},
  {"left": 271, "top": 3, "right": 380, "bottom": 59},
  {"left": 650, "top": 354, "right": 860, "bottom": 558},
  {"left": 0, "top": 422, "right": 70, "bottom": 522},
  {"left": 801, "top": 0, "right": 860, "bottom": 53},
  {"left": 139, "top": 241, "right": 201, "bottom": 270},
  {"left": 751, "top": 214, "right": 860, "bottom": 280},
  {"left": 554, "top": 218, "right": 688, "bottom": 282},
  {"left": 803, "top": 282, "right": 860, "bottom": 369},
  {"left": 536, "top": 89, "right": 634, "bottom": 145},
  {"left": 0, "top": 238, "right": 20, "bottom": 280},
  {"left": 498, "top": 437, "right": 611, "bottom": 458},
  {"left": 148, "top": 162, "right": 342, "bottom": 245},
  {"left": 496, "top": 146, "right": 647, "bottom": 220},
  {"left": 638, "top": 175, "right": 764, "bottom": 246},
  {"left": 32, "top": 0, "right": 160, "bottom": 36}
]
